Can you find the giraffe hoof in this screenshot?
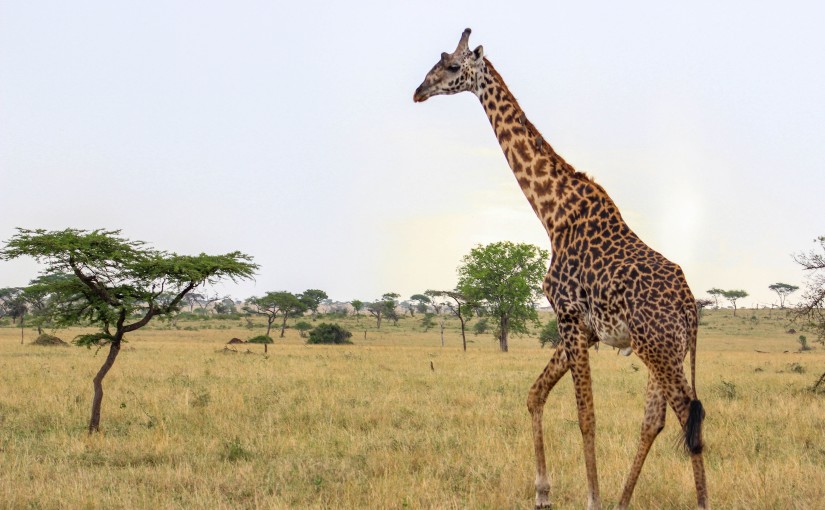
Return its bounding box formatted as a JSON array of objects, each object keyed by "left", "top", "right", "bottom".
[{"left": 535, "top": 493, "right": 552, "bottom": 509}]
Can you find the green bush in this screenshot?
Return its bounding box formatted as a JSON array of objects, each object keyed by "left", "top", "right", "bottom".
[
  {"left": 539, "top": 318, "right": 561, "bottom": 348},
  {"left": 307, "top": 323, "right": 353, "bottom": 345},
  {"left": 294, "top": 321, "right": 313, "bottom": 338},
  {"left": 472, "top": 317, "right": 489, "bottom": 335},
  {"left": 247, "top": 335, "right": 273, "bottom": 344}
]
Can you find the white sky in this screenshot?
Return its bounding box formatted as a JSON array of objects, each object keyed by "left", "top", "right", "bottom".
[{"left": 1, "top": 1, "right": 823, "bottom": 307}]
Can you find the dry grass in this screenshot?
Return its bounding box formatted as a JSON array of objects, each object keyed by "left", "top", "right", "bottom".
[{"left": 0, "top": 309, "right": 823, "bottom": 509}]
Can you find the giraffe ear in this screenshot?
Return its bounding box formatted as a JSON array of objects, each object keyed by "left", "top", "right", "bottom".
[{"left": 473, "top": 45, "right": 484, "bottom": 61}]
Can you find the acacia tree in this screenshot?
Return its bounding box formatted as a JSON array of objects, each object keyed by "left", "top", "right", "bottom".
[
  {"left": 0, "top": 287, "right": 26, "bottom": 343},
  {"left": 410, "top": 294, "right": 431, "bottom": 316},
  {"left": 367, "top": 293, "right": 399, "bottom": 329},
  {"left": 722, "top": 289, "right": 748, "bottom": 316},
  {"left": 246, "top": 291, "right": 307, "bottom": 339},
  {"left": 428, "top": 289, "right": 475, "bottom": 351},
  {"left": 350, "top": 299, "right": 364, "bottom": 321},
  {"left": 299, "top": 289, "right": 328, "bottom": 319},
  {"left": 457, "top": 241, "right": 549, "bottom": 352},
  {"left": 768, "top": 282, "right": 799, "bottom": 309},
  {"left": 707, "top": 288, "right": 725, "bottom": 309},
  {"left": 696, "top": 298, "right": 714, "bottom": 321},
  {"left": 793, "top": 236, "right": 825, "bottom": 344},
  {"left": 0, "top": 228, "right": 256, "bottom": 433}
]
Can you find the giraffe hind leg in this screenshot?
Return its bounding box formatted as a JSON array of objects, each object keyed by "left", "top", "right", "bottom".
[
  {"left": 616, "top": 374, "right": 666, "bottom": 510},
  {"left": 651, "top": 362, "right": 709, "bottom": 509},
  {"left": 527, "top": 347, "right": 570, "bottom": 509}
]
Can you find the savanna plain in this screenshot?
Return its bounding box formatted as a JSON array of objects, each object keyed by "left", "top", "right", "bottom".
[{"left": 1, "top": 309, "right": 823, "bottom": 509}]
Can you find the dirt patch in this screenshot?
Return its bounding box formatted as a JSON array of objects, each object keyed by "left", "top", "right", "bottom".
[
  {"left": 227, "top": 338, "right": 246, "bottom": 344},
  {"left": 31, "top": 334, "right": 69, "bottom": 346}
]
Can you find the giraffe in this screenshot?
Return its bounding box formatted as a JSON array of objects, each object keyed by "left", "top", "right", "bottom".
[{"left": 414, "top": 29, "right": 708, "bottom": 510}]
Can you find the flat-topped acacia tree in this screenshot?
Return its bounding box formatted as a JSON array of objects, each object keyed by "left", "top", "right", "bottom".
[{"left": 0, "top": 228, "right": 257, "bottom": 433}]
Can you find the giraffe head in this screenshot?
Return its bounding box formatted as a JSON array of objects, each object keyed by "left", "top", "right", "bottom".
[{"left": 413, "top": 28, "right": 485, "bottom": 103}]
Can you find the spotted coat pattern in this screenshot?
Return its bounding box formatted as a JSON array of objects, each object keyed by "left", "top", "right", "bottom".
[{"left": 415, "top": 29, "right": 709, "bottom": 510}]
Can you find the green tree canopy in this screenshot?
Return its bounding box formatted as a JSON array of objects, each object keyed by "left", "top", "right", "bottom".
[
  {"left": 409, "top": 293, "right": 431, "bottom": 316},
  {"left": 350, "top": 299, "right": 364, "bottom": 320},
  {"left": 426, "top": 289, "right": 476, "bottom": 351},
  {"left": 721, "top": 289, "right": 748, "bottom": 316},
  {"left": 0, "top": 228, "right": 257, "bottom": 433},
  {"left": 246, "top": 291, "right": 307, "bottom": 338},
  {"left": 299, "top": 289, "right": 328, "bottom": 319},
  {"left": 457, "top": 241, "right": 549, "bottom": 352},
  {"left": 307, "top": 323, "right": 353, "bottom": 344},
  {"left": 706, "top": 288, "right": 725, "bottom": 309},
  {"left": 768, "top": 282, "right": 799, "bottom": 309}
]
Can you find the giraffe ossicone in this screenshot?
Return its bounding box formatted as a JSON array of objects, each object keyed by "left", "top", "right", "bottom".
[{"left": 415, "top": 29, "right": 709, "bottom": 510}]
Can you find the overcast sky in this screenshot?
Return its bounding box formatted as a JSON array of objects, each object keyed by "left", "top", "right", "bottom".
[{"left": 2, "top": 1, "right": 823, "bottom": 307}]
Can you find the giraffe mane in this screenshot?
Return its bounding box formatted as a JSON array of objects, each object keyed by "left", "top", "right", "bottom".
[{"left": 483, "top": 58, "right": 609, "bottom": 198}]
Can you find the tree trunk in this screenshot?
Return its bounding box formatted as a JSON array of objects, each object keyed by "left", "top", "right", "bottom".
[
  {"left": 20, "top": 315, "right": 24, "bottom": 344},
  {"left": 89, "top": 340, "right": 122, "bottom": 433},
  {"left": 499, "top": 315, "right": 509, "bottom": 352},
  {"left": 459, "top": 316, "right": 467, "bottom": 352},
  {"left": 440, "top": 318, "right": 445, "bottom": 347},
  {"left": 280, "top": 313, "right": 289, "bottom": 338},
  {"left": 265, "top": 318, "right": 273, "bottom": 337}
]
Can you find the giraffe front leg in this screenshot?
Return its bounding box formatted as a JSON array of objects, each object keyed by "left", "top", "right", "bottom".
[
  {"left": 527, "top": 348, "right": 570, "bottom": 509},
  {"left": 569, "top": 345, "right": 601, "bottom": 510}
]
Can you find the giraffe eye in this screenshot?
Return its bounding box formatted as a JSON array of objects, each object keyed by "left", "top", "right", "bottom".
[{"left": 447, "top": 64, "right": 460, "bottom": 72}]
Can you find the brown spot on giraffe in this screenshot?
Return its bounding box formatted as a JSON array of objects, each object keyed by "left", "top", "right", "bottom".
[{"left": 415, "top": 29, "right": 708, "bottom": 510}]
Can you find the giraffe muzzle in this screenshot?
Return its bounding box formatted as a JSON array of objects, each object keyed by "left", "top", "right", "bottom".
[{"left": 413, "top": 84, "right": 429, "bottom": 103}]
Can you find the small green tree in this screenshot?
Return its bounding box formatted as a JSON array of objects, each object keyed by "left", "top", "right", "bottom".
[
  {"left": 722, "top": 289, "right": 748, "bottom": 316},
  {"left": 457, "top": 241, "right": 549, "bottom": 352},
  {"left": 307, "top": 323, "right": 353, "bottom": 344},
  {"left": 367, "top": 293, "right": 399, "bottom": 329},
  {"left": 473, "top": 317, "right": 490, "bottom": 335},
  {"left": 409, "top": 293, "right": 431, "bottom": 316},
  {"left": 707, "top": 288, "right": 725, "bottom": 309},
  {"left": 427, "top": 289, "right": 475, "bottom": 351},
  {"left": 299, "top": 289, "right": 328, "bottom": 319},
  {"left": 0, "top": 287, "right": 27, "bottom": 343},
  {"left": 350, "top": 299, "right": 364, "bottom": 321},
  {"left": 420, "top": 312, "right": 436, "bottom": 332},
  {"left": 695, "top": 298, "right": 714, "bottom": 321},
  {"left": 245, "top": 291, "right": 307, "bottom": 338},
  {"left": 769, "top": 282, "right": 799, "bottom": 309},
  {"left": 0, "top": 228, "right": 256, "bottom": 433},
  {"left": 294, "top": 321, "right": 313, "bottom": 338},
  {"left": 539, "top": 318, "right": 561, "bottom": 348},
  {"left": 247, "top": 334, "right": 274, "bottom": 353}
]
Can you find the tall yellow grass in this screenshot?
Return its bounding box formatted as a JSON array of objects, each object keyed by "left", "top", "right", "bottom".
[{"left": 0, "top": 309, "right": 823, "bottom": 509}]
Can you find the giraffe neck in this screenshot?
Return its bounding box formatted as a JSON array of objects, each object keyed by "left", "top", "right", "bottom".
[{"left": 474, "top": 58, "right": 622, "bottom": 250}]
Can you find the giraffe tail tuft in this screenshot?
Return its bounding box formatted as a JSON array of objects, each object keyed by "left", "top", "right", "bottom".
[{"left": 685, "top": 399, "right": 705, "bottom": 455}]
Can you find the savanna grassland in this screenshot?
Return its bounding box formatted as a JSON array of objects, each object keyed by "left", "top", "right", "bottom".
[{"left": 1, "top": 309, "right": 823, "bottom": 509}]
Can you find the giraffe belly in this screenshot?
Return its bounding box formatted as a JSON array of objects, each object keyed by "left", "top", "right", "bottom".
[{"left": 594, "top": 320, "right": 631, "bottom": 349}]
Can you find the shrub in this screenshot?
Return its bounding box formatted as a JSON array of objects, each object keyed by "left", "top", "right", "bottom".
[
  {"left": 539, "top": 318, "right": 561, "bottom": 348},
  {"left": 472, "top": 317, "right": 489, "bottom": 335},
  {"left": 247, "top": 335, "right": 273, "bottom": 345},
  {"left": 799, "top": 335, "right": 811, "bottom": 351},
  {"left": 420, "top": 313, "right": 435, "bottom": 332},
  {"left": 294, "top": 321, "right": 313, "bottom": 338},
  {"left": 307, "top": 323, "right": 353, "bottom": 345}
]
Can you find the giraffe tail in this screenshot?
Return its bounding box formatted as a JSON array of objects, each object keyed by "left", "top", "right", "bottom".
[{"left": 684, "top": 300, "right": 704, "bottom": 455}]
